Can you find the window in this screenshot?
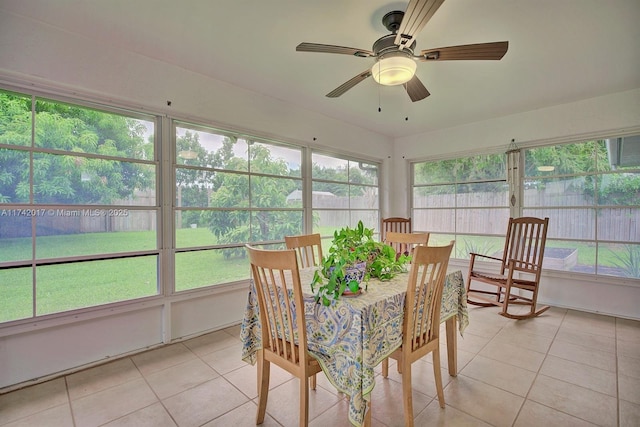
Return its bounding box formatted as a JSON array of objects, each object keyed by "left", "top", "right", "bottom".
[
  {"left": 0, "top": 90, "right": 158, "bottom": 323},
  {"left": 412, "top": 153, "right": 508, "bottom": 258},
  {"left": 523, "top": 136, "right": 640, "bottom": 279},
  {"left": 311, "top": 152, "right": 380, "bottom": 239},
  {"left": 0, "top": 87, "right": 382, "bottom": 325},
  {"left": 173, "top": 122, "right": 304, "bottom": 291}
]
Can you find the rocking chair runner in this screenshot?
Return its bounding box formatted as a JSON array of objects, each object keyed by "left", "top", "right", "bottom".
[{"left": 466, "top": 216, "right": 550, "bottom": 319}]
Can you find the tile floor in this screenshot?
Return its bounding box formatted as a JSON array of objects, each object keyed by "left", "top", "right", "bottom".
[{"left": 1, "top": 305, "right": 639, "bottom": 427}]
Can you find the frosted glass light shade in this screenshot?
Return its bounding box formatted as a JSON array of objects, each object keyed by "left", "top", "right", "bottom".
[{"left": 371, "top": 55, "right": 417, "bottom": 86}]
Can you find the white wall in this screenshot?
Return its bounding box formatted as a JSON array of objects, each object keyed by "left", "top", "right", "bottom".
[{"left": 392, "top": 88, "right": 640, "bottom": 318}]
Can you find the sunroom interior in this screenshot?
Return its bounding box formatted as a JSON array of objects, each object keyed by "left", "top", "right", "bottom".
[{"left": 0, "top": 1, "right": 639, "bottom": 425}]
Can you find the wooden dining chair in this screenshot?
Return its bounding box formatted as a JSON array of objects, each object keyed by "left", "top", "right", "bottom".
[
  {"left": 285, "top": 233, "right": 323, "bottom": 268},
  {"left": 246, "top": 245, "right": 323, "bottom": 427},
  {"left": 380, "top": 217, "right": 411, "bottom": 242},
  {"left": 382, "top": 242, "right": 454, "bottom": 426},
  {"left": 384, "top": 231, "right": 430, "bottom": 259},
  {"left": 466, "top": 216, "right": 550, "bottom": 319}
]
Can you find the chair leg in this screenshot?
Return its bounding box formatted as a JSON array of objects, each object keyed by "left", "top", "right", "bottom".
[
  {"left": 382, "top": 357, "right": 389, "bottom": 377},
  {"left": 256, "top": 359, "right": 270, "bottom": 424},
  {"left": 432, "top": 348, "right": 445, "bottom": 408},
  {"left": 310, "top": 373, "right": 316, "bottom": 390},
  {"left": 401, "top": 361, "right": 414, "bottom": 427},
  {"left": 299, "top": 376, "right": 309, "bottom": 427}
]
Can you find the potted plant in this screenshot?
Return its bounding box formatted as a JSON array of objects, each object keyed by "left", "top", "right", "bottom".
[{"left": 311, "top": 221, "right": 410, "bottom": 306}]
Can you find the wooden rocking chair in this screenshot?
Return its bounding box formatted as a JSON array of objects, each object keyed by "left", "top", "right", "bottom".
[{"left": 466, "top": 217, "right": 550, "bottom": 319}]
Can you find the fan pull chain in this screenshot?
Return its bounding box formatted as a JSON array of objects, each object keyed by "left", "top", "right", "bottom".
[{"left": 378, "top": 62, "right": 382, "bottom": 112}]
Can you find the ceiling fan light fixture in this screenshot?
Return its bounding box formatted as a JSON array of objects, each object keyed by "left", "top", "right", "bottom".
[{"left": 371, "top": 54, "right": 417, "bottom": 86}]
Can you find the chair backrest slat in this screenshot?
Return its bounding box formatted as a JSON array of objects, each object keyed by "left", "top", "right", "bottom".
[
  {"left": 285, "top": 233, "right": 323, "bottom": 268},
  {"left": 385, "top": 231, "right": 429, "bottom": 259},
  {"left": 500, "top": 217, "right": 549, "bottom": 275},
  {"left": 404, "top": 242, "right": 454, "bottom": 352},
  {"left": 381, "top": 217, "right": 412, "bottom": 242},
  {"left": 247, "top": 245, "right": 308, "bottom": 367}
]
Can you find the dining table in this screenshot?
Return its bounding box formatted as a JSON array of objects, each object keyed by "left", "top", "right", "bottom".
[{"left": 240, "top": 267, "right": 469, "bottom": 427}]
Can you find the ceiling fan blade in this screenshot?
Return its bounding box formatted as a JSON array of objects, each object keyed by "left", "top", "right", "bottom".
[
  {"left": 404, "top": 75, "right": 430, "bottom": 102},
  {"left": 395, "top": 0, "right": 445, "bottom": 49},
  {"left": 296, "top": 42, "right": 374, "bottom": 58},
  {"left": 326, "top": 70, "right": 372, "bottom": 98},
  {"left": 419, "top": 41, "right": 509, "bottom": 61}
]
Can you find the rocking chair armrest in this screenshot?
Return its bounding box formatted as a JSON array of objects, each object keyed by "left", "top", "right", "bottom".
[{"left": 469, "top": 252, "right": 503, "bottom": 263}]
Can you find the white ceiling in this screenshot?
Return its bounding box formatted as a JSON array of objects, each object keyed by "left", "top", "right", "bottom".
[{"left": 2, "top": 0, "right": 639, "bottom": 139}]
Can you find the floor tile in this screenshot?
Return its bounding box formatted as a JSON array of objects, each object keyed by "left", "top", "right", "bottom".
[
  {"left": 145, "top": 358, "right": 219, "bottom": 399},
  {"left": 562, "top": 310, "right": 616, "bottom": 337},
  {"left": 202, "top": 401, "right": 281, "bottom": 426},
  {"left": 414, "top": 399, "right": 493, "bottom": 426},
  {"left": 479, "top": 338, "right": 546, "bottom": 372},
  {"left": 444, "top": 375, "right": 524, "bottom": 427},
  {"left": 182, "top": 330, "right": 239, "bottom": 357},
  {"left": 527, "top": 375, "right": 617, "bottom": 427},
  {"left": 101, "top": 402, "right": 176, "bottom": 427},
  {"left": 619, "top": 354, "right": 640, "bottom": 379},
  {"left": 67, "top": 358, "right": 142, "bottom": 400},
  {"left": 131, "top": 343, "right": 197, "bottom": 376},
  {"left": 539, "top": 355, "right": 616, "bottom": 396},
  {"left": 492, "top": 328, "right": 553, "bottom": 353},
  {"left": 162, "top": 377, "right": 248, "bottom": 427},
  {"left": 460, "top": 354, "right": 536, "bottom": 397},
  {"left": 224, "top": 363, "right": 293, "bottom": 400},
  {"left": 548, "top": 339, "right": 616, "bottom": 372},
  {"left": 1, "top": 403, "right": 73, "bottom": 427},
  {"left": 200, "top": 341, "right": 248, "bottom": 375},
  {"left": 620, "top": 399, "right": 640, "bottom": 427},
  {"left": 619, "top": 374, "right": 640, "bottom": 405},
  {"left": 617, "top": 318, "right": 640, "bottom": 343},
  {"left": 554, "top": 328, "right": 616, "bottom": 353},
  {"left": 369, "top": 374, "right": 431, "bottom": 427},
  {"left": 618, "top": 337, "right": 640, "bottom": 359},
  {"left": 382, "top": 357, "right": 453, "bottom": 399},
  {"left": 0, "top": 378, "right": 68, "bottom": 425},
  {"left": 513, "top": 400, "right": 598, "bottom": 427},
  {"left": 71, "top": 378, "right": 158, "bottom": 427}
]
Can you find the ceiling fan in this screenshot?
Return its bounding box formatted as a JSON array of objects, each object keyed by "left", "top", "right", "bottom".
[{"left": 296, "top": 0, "right": 508, "bottom": 102}]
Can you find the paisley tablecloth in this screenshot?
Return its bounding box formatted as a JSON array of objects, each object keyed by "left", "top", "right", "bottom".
[{"left": 240, "top": 268, "right": 468, "bottom": 427}]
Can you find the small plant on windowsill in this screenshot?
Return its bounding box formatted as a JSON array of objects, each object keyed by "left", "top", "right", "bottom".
[{"left": 311, "top": 220, "right": 411, "bottom": 306}]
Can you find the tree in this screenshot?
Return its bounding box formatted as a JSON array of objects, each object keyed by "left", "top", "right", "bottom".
[
  {"left": 0, "top": 92, "right": 154, "bottom": 204},
  {"left": 205, "top": 141, "right": 301, "bottom": 258}
]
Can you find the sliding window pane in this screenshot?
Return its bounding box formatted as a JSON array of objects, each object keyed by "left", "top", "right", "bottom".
[
  {"left": 523, "top": 176, "right": 594, "bottom": 206},
  {"left": 349, "top": 161, "right": 378, "bottom": 185},
  {"left": 456, "top": 154, "right": 505, "bottom": 181},
  {"left": 524, "top": 208, "right": 595, "bottom": 240},
  {"left": 597, "top": 208, "right": 640, "bottom": 242},
  {"left": 250, "top": 176, "right": 301, "bottom": 208},
  {"left": 455, "top": 234, "right": 505, "bottom": 261},
  {"left": 175, "top": 211, "right": 217, "bottom": 247},
  {"left": 456, "top": 182, "right": 508, "bottom": 208},
  {"left": 0, "top": 214, "right": 32, "bottom": 262},
  {"left": 36, "top": 256, "right": 158, "bottom": 315},
  {"left": 34, "top": 209, "right": 157, "bottom": 258},
  {"left": 0, "top": 148, "right": 30, "bottom": 203},
  {"left": 413, "top": 208, "right": 456, "bottom": 233},
  {"left": 176, "top": 126, "right": 248, "bottom": 171},
  {"left": 0, "top": 267, "right": 32, "bottom": 323},
  {"left": 312, "top": 182, "right": 349, "bottom": 206},
  {"left": 414, "top": 159, "right": 457, "bottom": 185},
  {"left": 349, "top": 185, "right": 378, "bottom": 209},
  {"left": 313, "top": 210, "right": 349, "bottom": 234},
  {"left": 312, "top": 153, "right": 348, "bottom": 179},
  {"left": 599, "top": 243, "right": 640, "bottom": 279},
  {"left": 0, "top": 90, "right": 32, "bottom": 147},
  {"left": 543, "top": 240, "right": 590, "bottom": 273},
  {"left": 456, "top": 208, "right": 509, "bottom": 235},
  {"left": 413, "top": 184, "right": 455, "bottom": 208},
  {"left": 250, "top": 210, "right": 303, "bottom": 242},
  {"left": 206, "top": 210, "right": 250, "bottom": 244},
  {"left": 350, "top": 210, "right": 378, "bottom": 230},
  {"left": 597, "top": 172, "right": 640, "bottom": 206},
  {"left": 208, "top": 173, "right": 249, "bottom": 208},
  {"left": 35, "top": 100, "right": 154, "bottom": 161},
  {"left": 32, "top": 153, "right": 155, "bottom": 205},
  {"left": 175, "top": 249, "right": 250, "bottom": 291},
  {"left": 249, "top": 142, "right": 301, "bottom": 177}
]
